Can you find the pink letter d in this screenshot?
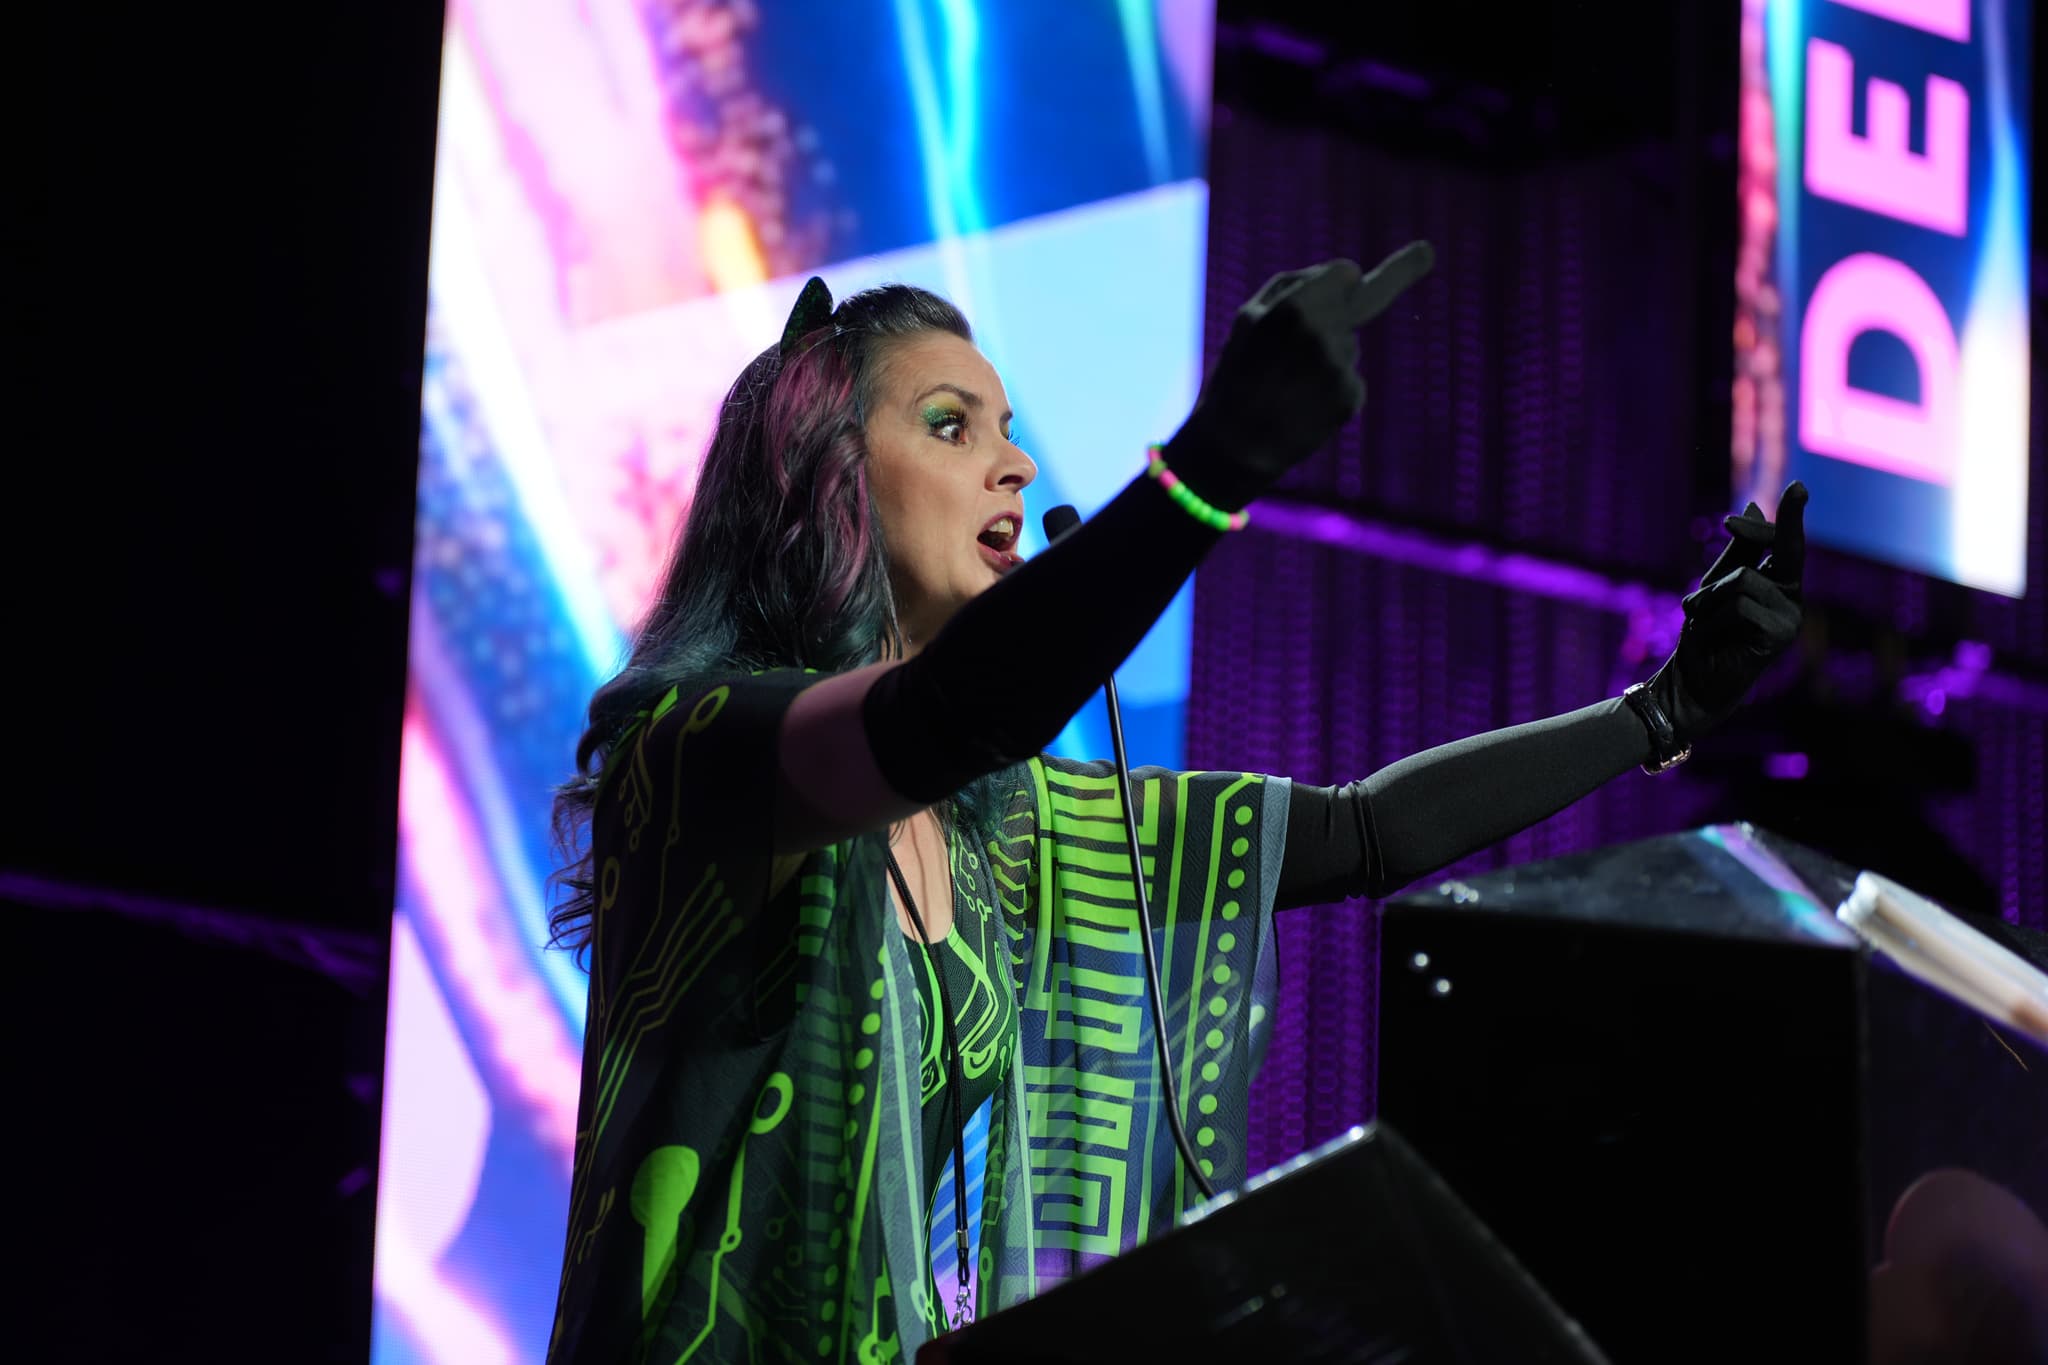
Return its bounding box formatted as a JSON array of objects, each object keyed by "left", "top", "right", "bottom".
[{"left": 1799, "top": 253, "right": 1960, "bottom": 485}]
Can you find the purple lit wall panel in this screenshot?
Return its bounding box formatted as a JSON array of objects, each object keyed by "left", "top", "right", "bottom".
[
  {"left": 1926, "top": 700, "right": 2048, "bottom": 929},
  {"left": 1204, "top": 110, "right": 1698, "bottom": 579},
  {"left": 1190, "top": 532, "right": 1723, "bottom": 1166},
  {"left": 1196, "top": 111, "right": 1719, "bottom": 1165}
]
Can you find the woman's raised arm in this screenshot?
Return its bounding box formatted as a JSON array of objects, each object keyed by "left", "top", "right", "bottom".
[{"left": 773, "top": 246, "right": 1437, "bottom": 855}]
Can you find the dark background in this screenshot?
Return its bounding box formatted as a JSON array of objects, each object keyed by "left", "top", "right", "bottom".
[
  {"left": 20, "top": 3, "right": 442, "bottom": 1357},
  {"left": 15, "top": 1, "right": 2044, "bottom": 1357}
]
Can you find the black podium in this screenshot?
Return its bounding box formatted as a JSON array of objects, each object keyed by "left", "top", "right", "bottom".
[
  {"left": 918, "top": 1120, "right": 1609, "bottom": 1364},
  {"left": 1378, "top": 823, "right": 2048, "bottom": 1364},
  {"left": 921, "top": 825, "right": 2044, "bottom": 1362}
]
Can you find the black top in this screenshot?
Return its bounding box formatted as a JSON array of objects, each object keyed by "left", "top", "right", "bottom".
[{"left": 904, "top": 835, "right": 1016, "bottom": 1201}]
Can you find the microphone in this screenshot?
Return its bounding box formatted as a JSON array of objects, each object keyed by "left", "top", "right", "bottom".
[
  {"left": 1039, "top": 505, "right": 1083, "bottom": 542},
  {"left": 1041, "top": 505, "right": 1217, "bottom": 1202}
]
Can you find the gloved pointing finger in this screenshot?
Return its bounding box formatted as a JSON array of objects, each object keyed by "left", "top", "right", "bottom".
[
  {"left": 1345, "top": 241, "right": 1435, "bottom": 328},
  {"left": 1764, "top": 481, "right": 1807, "bottom": 601}
]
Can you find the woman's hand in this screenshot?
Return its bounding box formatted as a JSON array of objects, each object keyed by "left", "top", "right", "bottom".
[
  {"left": 1164, "top": 242, "right": 1435, "bottom": 512},
  {"left": 1645, "top": 481, "right": 1808, "bottom": 746}
]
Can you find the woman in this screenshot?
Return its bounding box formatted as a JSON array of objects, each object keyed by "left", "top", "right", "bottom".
[{"left": 545, "top": 250, "right": 1807, "bottom": 1363}]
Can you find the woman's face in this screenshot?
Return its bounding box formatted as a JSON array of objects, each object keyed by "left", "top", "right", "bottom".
[{"left": 864, "top": 331, "right": 1037, "bottom": 649}]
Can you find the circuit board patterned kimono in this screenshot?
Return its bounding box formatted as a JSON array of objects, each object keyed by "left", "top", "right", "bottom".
[{"left": 547, "top": 671, "right": 1288, "bottom": 1364}]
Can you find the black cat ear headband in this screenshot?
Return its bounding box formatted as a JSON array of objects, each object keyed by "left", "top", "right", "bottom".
[{"left": 778, "top": 276, "right": 835, "bottom": 359}]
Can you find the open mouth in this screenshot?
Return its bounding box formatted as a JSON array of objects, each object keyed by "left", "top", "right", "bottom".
[{"left": 976, "top": 513, "right": 1022, "bottom": 571}]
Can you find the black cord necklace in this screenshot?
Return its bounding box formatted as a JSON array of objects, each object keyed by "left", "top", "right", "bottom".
[{"left": 883, "top": 827, "right": 974, "bottom": 1331}]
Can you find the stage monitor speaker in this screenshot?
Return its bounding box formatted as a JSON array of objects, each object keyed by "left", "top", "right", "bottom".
[
  {"left": 1378, "top": 823, "right": 2048, "bottom": 1364},
  {"left": 919, "top": 1120, "right": 1611, "bottom": 1364}
]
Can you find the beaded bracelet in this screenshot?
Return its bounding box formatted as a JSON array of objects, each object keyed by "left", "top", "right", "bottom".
[{"left": 1145, "top": 444, "right": 1250, "bottom": 532}]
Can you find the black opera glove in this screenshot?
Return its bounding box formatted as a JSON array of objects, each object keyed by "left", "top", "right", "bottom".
[
  {"left": 1164, "top": 242, "right": 1435, "bottom": 513},
  {"left": 1639, "top": 481, "right": 1808, "bottom": 760}
]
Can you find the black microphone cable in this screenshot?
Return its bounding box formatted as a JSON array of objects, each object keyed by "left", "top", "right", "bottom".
[{"left": 1041, "top": 504, "right": 1217, "bottom": 1203}]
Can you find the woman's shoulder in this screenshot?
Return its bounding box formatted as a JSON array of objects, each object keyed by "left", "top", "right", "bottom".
[
  {"left": 589, "top": 666, "right": 822, "bottom": 812},
  {"left": 625, "top": 666, "right": 823, "bottom": 751},
  {"left": 590, "top": 666, "right": 841, "bottom": 870},
  {"left": 652, "top": 664, "right": 820, "bottom": 718}
]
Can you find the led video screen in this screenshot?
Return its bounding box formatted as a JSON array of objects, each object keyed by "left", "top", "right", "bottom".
[
  {"left": 374, "top": 3, "right": 1217, "bottom": 1360},
  {"left": 1734, "top": 0, "right": 2032, "bottom": 596}
]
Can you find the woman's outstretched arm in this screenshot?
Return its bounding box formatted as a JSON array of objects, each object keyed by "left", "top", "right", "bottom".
[
  {"left": 1276, "top": 697, "right": 1652, "bottom": 908},
  {"left": 1278, "top": 484, "right": 1807, "bottom": 906}
]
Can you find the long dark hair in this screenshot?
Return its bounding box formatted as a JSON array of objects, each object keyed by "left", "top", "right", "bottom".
[{"left": 549, "top": 282, "right": 1008, "bottom": 958}]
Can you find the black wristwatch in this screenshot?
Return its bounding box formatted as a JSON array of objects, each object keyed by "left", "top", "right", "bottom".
[{"left": 1623, "top": 681, "right": 1693, "bottom": 775}]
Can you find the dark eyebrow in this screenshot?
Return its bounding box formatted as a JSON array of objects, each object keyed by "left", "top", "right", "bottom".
[{"left": 914, "top": 383, "right": 1013, "bottom": 425}]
